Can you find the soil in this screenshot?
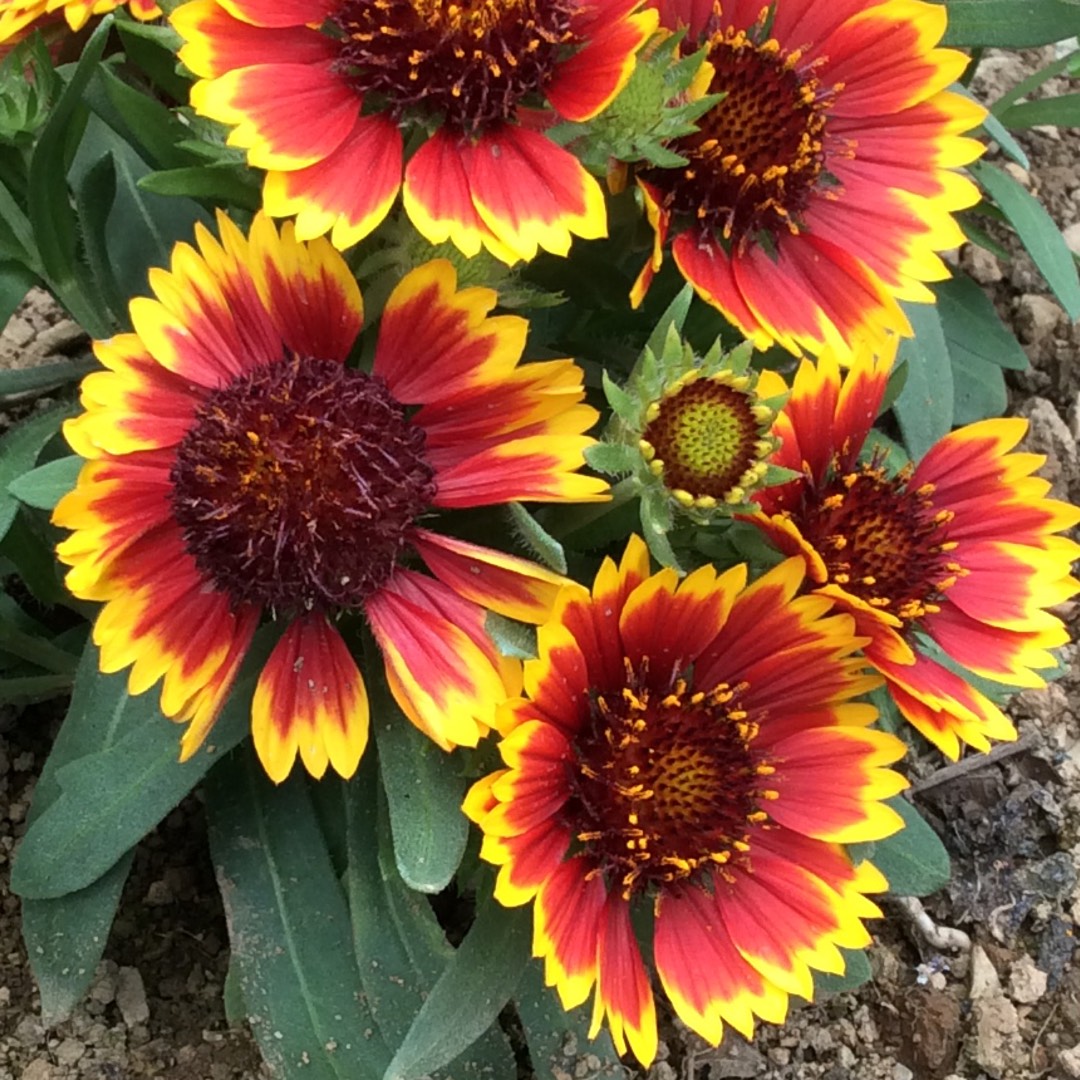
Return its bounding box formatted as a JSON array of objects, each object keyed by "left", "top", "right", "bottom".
[{"left": 1, "top": 45, "right": 1079, "bottom": 1080}]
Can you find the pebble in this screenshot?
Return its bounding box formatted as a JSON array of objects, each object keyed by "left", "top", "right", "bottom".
[
  {"left": 969, "top": 945, "right": 1001, "bottom": 999},
  {"left": 21, "top": 1060, "right": 56, "bottom": 1080},
  {"left": 1008, "top": 955, "right": 1048, "bottom": 1004},
  {"left": 1065, "top": 221, "right": 1080, "bottom": 258},
  {"left": 891, "top": 1065, "right": 914, "bottom": 1080},
  {"left": 1060, "top": 1043, "right": 1080, "bottom": 1078},
  {"left": 54, "top": 1037, "right": 85, "bottom": 1067},
  {"left": 116, "top": 966, "right": 150, "bottom": 1026},
  {"left": 767, "top": 1047, "right": 791, "bottom": 1066}
]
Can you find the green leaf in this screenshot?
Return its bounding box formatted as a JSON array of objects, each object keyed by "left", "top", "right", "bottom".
[
  {"left": 644, "top": 283, "right": 693, "bottom": 362},
  {"left": 138, "top": 163, "right": 261, "bottom": 212},
  {"left": 485, "top": 611, "right": 538, "bottom": 660},
  {"left": 26, "top": 16, "right": 114, "bottom": 336},
  {"left": 0, "top": 403, "right": 72, "bottom": 544},
  {"left": 515, "top": 962, "right": 623, "bottom": 1078},
  {"left": 70, "top": 113, "right": 209, "bottom": 314},
  {"left": 114, "top": 16, "right": 191, "bottom": 102},
  {"left": 22, "top": 853, "right": 135, "bottom": 1025},
  {"left": 942, "top": 0, "right": 1080, "bottom": 47},
  {"left": 997, "top": 91, "right": 1080, "bottom": 129},
  {"left": 813, "top": 948, "right": 873, "bottom": 997},
  {"left": 951, "top": 351, "right": 1008, "bottom": 424},
  {"left": 385, "top": 895, "right": 531, "bottom": 1080},
  {"left": 893, "top": 303, "right": 954, "bottom": 460},
  {"left": 934, "top": 276, "right": 1029, "bottom": 370},
  {"left": 584, "top": 441, "right": 640, "bottom": 476},
  {"left": 8, "top": 455, "right": 82, "bottom": 510},
  {"left": 848, "top": 797, "right": 951, "bottom": 898},
  {"left": 11, "top": 631, "right": 273, "bottom": 900},
  {"left": 0, "top": 357, "right": 95, "bottom": 400},
  {"left": 373, "top": 674, "right": 468, "bottom": 894},
  {"left": 84, "top": 63, "right": 195, "bottom": 172},
  {"left": 0, "top": 673, "right": 72, "bottom": 703},
  {"left": 507, "top": 501, "right": 568, "bottom": 573},
  {"left": 206, "top": 751, "right": 391, "bottom": 1080},
  {"left": 0, "top": 260, "right": 36, "bottom": 330},
  {"left": 71, "top": 151, "right": 126, "bottom": 330},
  {"left": 992, "top": 46, "right": 1080, "bottom": 114},
  {"left": 347, "top": 763, "right": 517, "bottom": 1079},
  {"left": 970, "top": 160, "right": 1080, "bottom": 318}
]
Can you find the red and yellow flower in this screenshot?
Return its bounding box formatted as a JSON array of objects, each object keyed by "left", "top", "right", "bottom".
[
  {"left": 749, "top": 347, "right": 1080, "bottom": 759},
  {"left": 170, "top": 0, "right": 657, "bottom": 262},
  {"left": 631, "top": 0, "right": 985, "bottom": 359},
  {"left": 54, "top": 211, "right": 608, "bottom": 783},
  {"left": 465, "top": 535, "right": 906, "bottom": 1064},
  {"left": 0, "top": 0, "right": 158, "bottom": 46}
]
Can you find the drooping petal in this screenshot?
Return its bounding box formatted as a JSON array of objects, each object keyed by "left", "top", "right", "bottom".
[
  {"left": 190, "top": 62, "right": 360, "bottom": 171},
  {"left": 365, "top": 574, "right": 509, "bottom": 750},
  {"left": 591, "top": 894, "right": 658, "bottom": 1066},
  {"left": 174, "top": 0, "right": 335, "bottom": 79},
  {"left": 403, "top": 130, "right": 520, "bottom": 263},
  {"left": 262, "top": 113, "right": 403, "bottom": 250},
  {"left": 459, "top": 125, "right": 608, "bottom": 263},
  {"left": 655, "top": 884, "right": 788, "bottom": 1045},
  {"left": 251, "top": 614, "right": 370, "bottom": 782},
  {"left": 546, "top": 6, "right": 657, "bottom": 121},
  {"left": 411, "top": 529, "right": 568, "bottom": 624}
]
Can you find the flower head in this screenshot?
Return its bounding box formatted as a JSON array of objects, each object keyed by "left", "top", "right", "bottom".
[
  {"left": 0, "top": 0, "right": 159, "bottom": 45},
  {"left": 631, "top": 0, "right": 985, "bottom": 359},
  {"left": 749, "top": 347, "right": 1080, "bottom": 758},
  {"left": 54, "top": 212, "right": 608, "bottom": 782},
  {"left": 171, "top": 0, "right": 657, "bottom": 262},
  {"left": 465, "top": 536, "right": 907, "bottom": 1064}
]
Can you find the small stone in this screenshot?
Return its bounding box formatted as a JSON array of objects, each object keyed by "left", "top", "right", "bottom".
[
  {"left": 54, "top": 1038, "right": 85, "bottom": 1067},
  {"left": 1015, "top": 294, "right": 1064, "bottom": 346},
  {"left": 837, "top": 1046, "right": 857, "bottom": 1068},
  {"left": 647, "top": 1063, "right": 675, "bottom": 1080},
  {"left": 1003, "top": 161, "right": 1032, "bottom": 188},
  {"left": 115, "top": 965, "right": 150, "bottom": 1026},
  {"left": 767, "top": 1047, "right": 791, "bottom": 1066},
  {"left": 13, "top": 751, "right": 34, "bottom": 772},
  {"left": 929, "top": 972, "right": 948, "bottom": 991},
  {"left": 973, "top": 996, "right": 1020, "bottom": 1077},
  {"left": 144, "top": 879, "right": 173, "bottom": 906},
  {"left": 892, "top": 1065, "right": 914, "bottom": 1080},
  {"left": 1008, "top": 955, "right": 1048, "bottom": 1004},
  {"left": 970, "top": 945, "right": 1001, "bottom": 999},
  {"left": 21, "top": 1061, "right": 56, "bottom": 1080},
  {"left": 34, "top": 320, "right": 87, "bottom": 355},
  {"left": 4, "top": 317, "right": 35, "bottom": 348},
  {"left": 1059, "top": 1043, "right": 1080, "bottom": 1078},
  {"left": 965, "top": 245, "right": 1002, "bottom": 284},
  {"left": 1064, "top": 222, "right": 1080, "bottom": 258}
]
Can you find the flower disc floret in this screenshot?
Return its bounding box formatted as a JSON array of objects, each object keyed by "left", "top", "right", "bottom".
[
  {"left": 639, "top": 22, "right": 834, "bottom": 246},
  {"left": 54, "top": 211, "right": 607, "bottom": 784},
  {"left": 640, "top": 370, "right": 773, "bottom": 507},
  {"left": 466, "top": 537, "right": 908, "bottom": 1065},
  {"left": 332, "top": 0, "right": 576, "bottom": 133},
  {"left": 171, "top": 357, "right": 435, "bottom": 612}
]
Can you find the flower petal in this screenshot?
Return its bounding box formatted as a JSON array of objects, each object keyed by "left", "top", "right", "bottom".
[
  {"left": 411, "top": 529, "right": 568, "bottom": 624},
  {"left": 461, "top": 125, "right": 608, "bottom": 263},
  {"left": 263, "top": 113, "right": 403, "bottom": 250},
  {"left": 190, "top": 62, "right": 359, "bottom": 171},
  {"left": 251, "top": 614, "right": 370, "bottom": 783}
]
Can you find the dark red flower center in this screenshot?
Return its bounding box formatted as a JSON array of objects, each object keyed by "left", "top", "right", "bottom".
[
  {"left": 331, "top": 0, "right": 578, "bottom": 133},
  {"left": 564, "top": 661, "right": 776, "bottom": 898},
  {"left": 170, "top": 355, "right": 435, "bottom": 614},
  {"left": 641, "top": 374, "right": 771, "bottom": 505},
  {"left": 798, "top": 462, "right": 962, "bottom": 622},
  {"left": 639, "top": 21, "right": 839, "bottom": 248}
]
